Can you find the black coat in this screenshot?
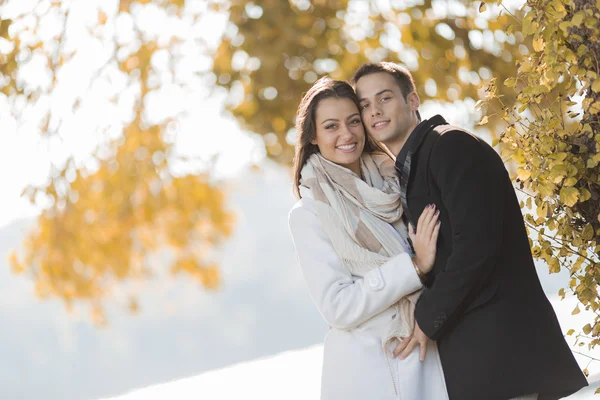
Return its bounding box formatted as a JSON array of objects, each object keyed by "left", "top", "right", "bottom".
[{"left": 396, "top": 115, "right": 587, "bottom": 400}]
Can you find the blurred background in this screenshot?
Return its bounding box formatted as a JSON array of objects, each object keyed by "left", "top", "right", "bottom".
[{"left": 1, "top": 0, "right": 600, "bottom": 398}]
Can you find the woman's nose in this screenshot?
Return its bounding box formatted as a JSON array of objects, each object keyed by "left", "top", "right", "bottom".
[{"left": 340, "top": 125, "right": 355, "bottom": 139}]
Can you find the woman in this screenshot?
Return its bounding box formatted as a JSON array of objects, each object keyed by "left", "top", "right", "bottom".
[{"left": 288, "top": 77, "right": 448, "bottom": 400}]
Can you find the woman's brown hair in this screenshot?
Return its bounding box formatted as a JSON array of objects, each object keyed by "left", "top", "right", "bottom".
[{"left": 292, "top": 77, "right": 381, "bottom": 198}]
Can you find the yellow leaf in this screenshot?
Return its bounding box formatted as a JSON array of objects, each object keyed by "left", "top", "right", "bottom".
[
  {"left": 505, "top": 77, "right": 517, "bottom": 88},
  {"left": 582, "top": 224, "right": 594, "bottom": 240},
  {"left": 559, "top": 21, "right": 571, "bottom": 32},
  {"left": 588, "top": 101, "right": 600, "bottom": 114},
  {"left": 582, "top": 288, "right": 595, "bottom": 302},
  {"left": 560, "top": 187, "right": 579, "bottom": 207},
  {"left": 587, "top": 158, "right": 596, "bottom": 168},
  {"left": 585, "top": 17, "right": 597, "bottom": 28},
  {"left": 522, "top": 13, "right": 534, "bottom": 36},
  {"left": 98, "top": 11, "right": 108, "bottom": 25},
  {"left": 592, "top": 79, "right": 600, "bottom": 93},
  {"left": 9, "top": 251, "right": 24, "bottom": 274},
  {"left": 128, "top": 298, "right": 139, "bottom": 313},
  {"left": 563, "top": 177, "right": 577, "bottom": 187},
  {"left": 512, "top": 148, "right": 526, "bottom": 164},
  {"left": 571, "top": 12, "right": 584, "bottom": 27},
  {"left": 572, "top": 304, "right": 581, "bottom": 315},
  {"left": 517, "top": 168, "right": 530, "bottom": 181},
  {"left": 566, "top": 328, "right": 575, "bottom": 336},
  {"left": 548, "top": 258, "right": 560, "bottom": 273},
  {"left": 478, "top": 2, "right": 487, "bottom": 12},
  {"left": 532, "top": 37, "right": 544, "bottom": 52},
  {"left": 550, "top": 164, "right": 568, "bottom": 183},
  {"left": 580, "top": 188, "right": 591, "bottom": 202},
  {"left": 501, "top": 147, "right": 513, "bottom": 159},
  {"left": 123, "top": 56, "right": 139, "bottom": 72},
  {"left": 520, "top": 59, "right": 533, "bottom": 73},
  {"left": 536, "top": 202, "right": 548, "bottom": 219},
  {"left": 478, "top": 115, "right": 489, "bottom": 126}
]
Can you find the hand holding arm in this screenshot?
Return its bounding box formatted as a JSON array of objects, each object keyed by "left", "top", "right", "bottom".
[
  {"left": 289, "top": 203, "right": 423, "bottom": 330},
  {"left": 392, "top": 205, "right": 441, "bottom": 360},
  {"left": 409, "top": 204, "right": 442, "bottom": 276}
]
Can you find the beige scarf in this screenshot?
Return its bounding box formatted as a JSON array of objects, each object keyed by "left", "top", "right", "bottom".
[{"left": 300, "top": 152, "right": 421, "bottom": 353}]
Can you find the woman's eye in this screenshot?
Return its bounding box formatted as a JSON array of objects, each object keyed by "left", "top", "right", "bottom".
[
  {"left": 325, "top": 124, "right": 337, "bottom": 130},
  {"left": 349, "top": 119, "right": 361, "bottom": 125}
]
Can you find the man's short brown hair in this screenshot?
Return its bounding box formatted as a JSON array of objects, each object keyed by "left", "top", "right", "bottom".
[{"left": 350, "top": 62, "right": 417, "bottom": 100}]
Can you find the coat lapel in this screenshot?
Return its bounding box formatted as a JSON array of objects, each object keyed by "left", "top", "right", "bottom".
[{"left": 395, "top": 115, "right": 447, "bottom": 223}]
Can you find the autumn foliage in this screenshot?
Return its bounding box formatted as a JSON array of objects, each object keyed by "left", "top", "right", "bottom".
[
  {"left": 481, "top": 0, "right": 600, "bottom": 354},
  {"left": 2, "top": 0, "right": 233, "bottom": 322}
]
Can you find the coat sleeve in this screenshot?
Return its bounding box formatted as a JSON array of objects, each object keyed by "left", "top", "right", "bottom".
[
  {"left": 414, "top": 130, "right": 505, "bottom": 340},
  {"left": 288, "top": 203, "right": 422, "bottom": 331}
]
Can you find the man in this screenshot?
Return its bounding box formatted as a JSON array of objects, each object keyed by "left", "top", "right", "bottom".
[{"left": 352, "top": 62, "right": 587, "bottom": 400}]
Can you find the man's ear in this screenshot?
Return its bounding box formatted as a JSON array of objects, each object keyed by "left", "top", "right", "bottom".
[{"left": 408, "top": 91, "right": 420, "bottom": 111}]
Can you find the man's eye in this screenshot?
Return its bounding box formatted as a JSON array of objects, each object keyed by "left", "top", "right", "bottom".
[
  {"left": 380, "top": 97, "right": 391, "bottom": 102},
  {"left": 360, "top": 103, "right": 369, "bottom": 110}
]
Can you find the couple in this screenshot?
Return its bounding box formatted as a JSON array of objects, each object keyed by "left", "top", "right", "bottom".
[{"left": 288, "top": 62, "right": 588, "bottom": 400}]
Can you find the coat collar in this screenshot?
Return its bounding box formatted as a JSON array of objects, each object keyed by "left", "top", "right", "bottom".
[{"left": 394, "top": 114, "right": 447, "bottom": 175}]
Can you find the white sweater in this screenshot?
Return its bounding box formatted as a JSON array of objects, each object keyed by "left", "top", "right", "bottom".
[{"left": 288, "top": 190, "right": 448, "bottom": 400}]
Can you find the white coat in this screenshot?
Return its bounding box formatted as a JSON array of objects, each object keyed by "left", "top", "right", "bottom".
[{"left": 288, "top": 189, "right": 449, "bottom": 400}]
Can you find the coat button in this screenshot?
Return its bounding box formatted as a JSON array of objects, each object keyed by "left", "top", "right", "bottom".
[
  {"left": 369, "top": 278, "right": 381, "bottom": 288},
  {"left": 433, "top": 321, "right": 440, "bottom": 328}
]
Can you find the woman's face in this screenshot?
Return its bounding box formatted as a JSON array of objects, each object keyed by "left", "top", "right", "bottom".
[{"left": 311, "top": 97, "right": 365, "bottom": 176}]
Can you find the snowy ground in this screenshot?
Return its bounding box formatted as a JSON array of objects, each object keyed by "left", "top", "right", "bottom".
[{"left": 100, "top": 259, "right": 600, "bottom": 400}]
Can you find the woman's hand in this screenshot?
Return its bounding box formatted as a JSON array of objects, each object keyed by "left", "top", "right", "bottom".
[{"left": 409, "top": 204, "right": 441, "bottom": 275}]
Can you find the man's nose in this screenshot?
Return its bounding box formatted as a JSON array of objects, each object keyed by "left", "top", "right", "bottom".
[{"left": 371, "top": 104, "right": 382, "bottom": 117}]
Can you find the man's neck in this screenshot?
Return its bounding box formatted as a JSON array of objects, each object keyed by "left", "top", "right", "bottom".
[
  {"left": 386, "top": 121, "right": 420, "bottom": 156},
  {"left": 386, "top": 135, "right": 409, "bottom": 158}
]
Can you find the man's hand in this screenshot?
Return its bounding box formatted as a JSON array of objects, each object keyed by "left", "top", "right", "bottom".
[{"left": 392, "top": 321, "right": 430, "bottom": 361}]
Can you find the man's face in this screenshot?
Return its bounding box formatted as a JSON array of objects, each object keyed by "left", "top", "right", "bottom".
[{"left": 355, "top": 72, "right": 418, "bottom": 148}]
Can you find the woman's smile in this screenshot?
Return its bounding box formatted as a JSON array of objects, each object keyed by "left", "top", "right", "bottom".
[{"left": 336, "top": 143, "right": 358, "bottom": 153}]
